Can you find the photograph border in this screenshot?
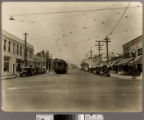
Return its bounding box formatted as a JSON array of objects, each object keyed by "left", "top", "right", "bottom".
[{"left": 0, "top": 0, "right": 143, "bottom": 120}]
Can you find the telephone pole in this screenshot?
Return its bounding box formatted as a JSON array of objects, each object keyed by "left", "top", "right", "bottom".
[
  {"left": 49, "top": 54, "right": 53, "bottom": 71},
  {"left": 102, "top": 36, "right": 111, "bottom": 65},
  {"left": 89, "top": 50, "right": 93, "bottom": 68},
  {"left": 24, "top": 32, "right": 28, "bottom": 67},
  {"left": 95, "top": 41, "right": 104, "bottom": 65}
]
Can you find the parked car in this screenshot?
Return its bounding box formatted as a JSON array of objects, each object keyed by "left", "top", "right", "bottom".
[
  {"left": 20, "top": 67, "right": 33, "bottom": 77},
  {"left": 31, "top": 68, "right": 37, "bottom": 75},
  {"left": 41, "top": 67, "right": 46, "bottom": 74}
]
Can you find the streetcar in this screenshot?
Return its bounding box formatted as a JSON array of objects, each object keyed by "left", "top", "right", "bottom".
[{"left": 53, "top": 58, "right": 67, "bottom": 74}]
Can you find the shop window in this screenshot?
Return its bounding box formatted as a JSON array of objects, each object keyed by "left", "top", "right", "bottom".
[
  {"left": 138, "top": 48, "right": 142, "bottom": 56},
  {"left": 4, "top": 57, "right": 9, "bottom": 72},
  {"left": 4, "top": 39, "right": 7, "bottom": 51},
  {"left": 16, "top": 64, "right": 21, "bottom": 72},
  {"left": 16, "top": 59, "right": 21, "bottom": 72},
  {"left": 8, "top": 41, "right": 11, "bottom": 52}
]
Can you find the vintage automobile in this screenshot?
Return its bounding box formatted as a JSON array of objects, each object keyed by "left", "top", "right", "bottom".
[
  {"left": 41, "top": 67, "right": 46, "bottom": 74},
  {"left": 20, "top": 67, "right": 33, "bottom": 77}
]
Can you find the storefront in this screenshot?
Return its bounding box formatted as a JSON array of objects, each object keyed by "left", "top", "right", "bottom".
[
  {"left": 111, "top": 60, "right": 120, "bottom": 73},
  {"left": 2, "top": 30, "right": 34, "bottom": 77},
  {"left": 116, "top": 57, "right": 133, "bottom": 75},
  {"left": 3, "top": 56, "right": 10, "bottom": 76},
  {"left": 128, "top": 55, "right": 142, "bottom": 75}
]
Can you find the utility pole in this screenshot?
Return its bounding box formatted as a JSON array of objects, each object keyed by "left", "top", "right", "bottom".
[
  {"left": 49, "top": 54, "right": 53, "bottom": 71},
  {"left": 95, "top": 41, "right": 104, "bottom": 65},
  {"left": 102, "top": 36, "right": 111, "bottom": 65},
  {"left": 89, "top": 50, "right": 93, "bottom": 68},
  {"left": 24, "top": 32, "right": 28, "bottom": 67},
  {"left": 45, "top": 50, "right": 49, "bottom": 70}
]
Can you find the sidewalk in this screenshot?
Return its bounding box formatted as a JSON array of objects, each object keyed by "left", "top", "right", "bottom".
[
  {"left": 110, "top": 73, "right": 142, "bottom": 80},
  {"left": 1, "top": 75, "right": 16, "bottom": 80},
  {"left": 46, "top": 71, "right": 55, "bottom": 75}
]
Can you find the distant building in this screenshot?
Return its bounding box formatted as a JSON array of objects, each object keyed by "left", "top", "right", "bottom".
[
  {"left": 92, "top": 54, "right": 102, "bottom": 66},
  {"left": 36, "top": 50, "right": 54, "bottom": 71},
  {"left": 101, "top": 52, "right": 122, "bottom": 64},
  {"left": 33, "top": 55, "right": 46, "bottom": 68},
  {"left": 2, "top": 30, "right": 34, "bottom": 77}
]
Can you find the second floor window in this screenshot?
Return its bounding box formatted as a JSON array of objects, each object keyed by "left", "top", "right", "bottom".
[
  {"left": 13, "top": 43, "right": 15, "bottom": 54},
  {"left": 20, "top": 46, "right": 22, "bottom": 56},
  {"left": 17, "top": 45, "right": 19, "bottom": 55},
  {"left": 4, "top": 40, "right": 7, "bottom": 51},
  {"left": 8, "top": 41, "right": 11, "bottom": 52},
  {"left": 138, "top": 48, "right": 142, "bottom": 56}
]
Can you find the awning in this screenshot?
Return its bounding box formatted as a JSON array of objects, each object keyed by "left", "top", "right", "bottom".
[
  {"left": 111, "top": 60, "right": 120, "bottom": 66},
  {"left": 116, "top": 58, "right": 133, "bottom": 66},
  {"left": 128, "top": 55, "right": 142, "bottom": 66}
]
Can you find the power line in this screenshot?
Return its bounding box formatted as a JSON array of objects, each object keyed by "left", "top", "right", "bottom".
[
  {"left": 107, "top": 2, "right": 131, "bottom": 37},
  {"left": 54, "top": 13, "right": 141, "bottom": 42},
  {"left": 12, "top": 5, "right": 139, "bottom": 17}
]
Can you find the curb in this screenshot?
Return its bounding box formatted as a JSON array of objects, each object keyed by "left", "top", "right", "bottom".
[{"left": 2, "top": 76, "right": 16, "bottom": 80}]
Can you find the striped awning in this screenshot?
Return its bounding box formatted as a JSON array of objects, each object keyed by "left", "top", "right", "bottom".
[
  {"left": 116, "top": 58, "right": 133, "bottom": 66},
  {"left": 111, "top": 60, "right": 120, "bottom": 66},
  {"left": 128, "top": 55, "right": 142, "bottom": 66}
]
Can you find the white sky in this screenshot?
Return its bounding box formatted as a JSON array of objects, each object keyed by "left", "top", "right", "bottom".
[{"left": 2, "top": 2, "right": 142, "bottom": 66}]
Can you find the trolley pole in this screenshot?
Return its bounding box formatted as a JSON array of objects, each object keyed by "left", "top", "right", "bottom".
[
  {"left": 89, "top": 50, "right": 93, "bottom": 68},
  {"left": 49, "top": 54, "right": 53, "bottom": 71}
]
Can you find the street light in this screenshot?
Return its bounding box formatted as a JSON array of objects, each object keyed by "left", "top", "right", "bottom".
[{"left": 131, "top": 49, "right": 136, "bottom": 79}]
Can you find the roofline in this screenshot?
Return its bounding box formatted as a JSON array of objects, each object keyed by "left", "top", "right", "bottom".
[
  {"left": 2, "top": 29, "right": 34, "bottom": 49},
  {"left": 123, "top": 35, "right": 143, "bottom": 47}
]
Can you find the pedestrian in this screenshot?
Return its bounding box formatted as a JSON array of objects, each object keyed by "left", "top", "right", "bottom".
[
  {"left": 105, "top": 66, "right": 110, "bottom": 77},
  {"left": 46, "top": 69, "right": 49, "bottom": 74}
]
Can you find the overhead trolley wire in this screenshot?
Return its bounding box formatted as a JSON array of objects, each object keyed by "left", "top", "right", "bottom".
[
  {"left": 12, "top": 5, "right": 139, "bottom": 17},
  {"left": 107, "top": 2, "right": 131, "bottom": 37}
]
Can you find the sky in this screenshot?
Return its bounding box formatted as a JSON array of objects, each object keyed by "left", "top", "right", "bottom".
[{"left": 2, "top": 2, "right": 142, "bottom": 66}]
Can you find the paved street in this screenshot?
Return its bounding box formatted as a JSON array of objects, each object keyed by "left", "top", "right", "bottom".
[{"left": 2, "top": 69, "right": 142, "bottom": 112}]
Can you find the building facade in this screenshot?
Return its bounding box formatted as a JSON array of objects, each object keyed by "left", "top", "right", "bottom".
[
  {"left": 33, "top": 55, "right": 46, "bottom": 68},
  {"left": 116, "top": 35, "right": 143, "bottom": 75},
  {"left": 123, "top": 35, "right": 142, "bottom": 58},
  {"left": 2, "top": 30, "right": 34, "bottom": 77}
]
